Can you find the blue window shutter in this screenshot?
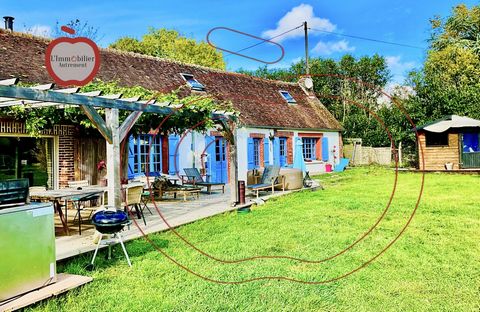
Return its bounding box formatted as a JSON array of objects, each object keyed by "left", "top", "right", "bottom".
[
  {"left": 168, "top": 134, "right": 179, "bottom": 175},
  {"left": 263, "top": 139, "right": 270, "bottom": 166},
  {"left": 322, "top": 137, "right": 329, "bottom": 161},
  {"left": 247, "top": 137, "right": 254, "bottom": 170},
  {"left": 128, "top": 135, "right": 136, "bottom": 179},
  {"left": 273, "top": 137, "right": 280, "bottom": 166},
  {"left": 205, "top": 135, "right": 216, "bottom": 182},
  {"left": 157, "top": 136, "right": 163, "bottom": 175}
]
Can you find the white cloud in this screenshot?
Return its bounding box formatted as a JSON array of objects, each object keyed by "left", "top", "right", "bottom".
[
  {"left": 377, "top": 82, "right": 415, "bottom": 105},
  {"left": 385, "top": 55, "right": 416, "bottom": 79},
  {"left": 262, "top": 4, "right": 336, "bottom": 42},
  {"left": 23, "top": 25, "right": 52, "bottom": 38},
  {"left": 311, "top": 39, "right": 355, "bottom": 55}
]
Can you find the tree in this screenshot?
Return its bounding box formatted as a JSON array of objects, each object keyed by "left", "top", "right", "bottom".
[
  {"left": 238, "top": 55, "right": 391, "bottom": 146},
  {"left": 110, "top": 28, "right": 225, "bottom": 70},
  {"left": 407, "top": 4, "right": 480, "bottom": 126}
]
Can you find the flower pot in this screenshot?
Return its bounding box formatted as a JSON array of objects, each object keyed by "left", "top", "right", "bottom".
[
  {"left": 445, "top": 162, "right": 453, "bottom": 170},
  {"left": 98, "top": 178, "right": 108, "bottom": 186}
]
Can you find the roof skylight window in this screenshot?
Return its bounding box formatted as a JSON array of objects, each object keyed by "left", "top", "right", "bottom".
[
  {"left": 280, "top": 90, "right": 296, "bottom": 104},
  {"left": 181, "top": 73, "right": 205, "bottom": 91}
]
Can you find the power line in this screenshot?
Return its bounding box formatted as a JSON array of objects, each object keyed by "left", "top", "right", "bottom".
[
  {"left": 308, "top": 27, "right": 424, "bottom": 50},
  {"left": 224, "top": 24, "right": 304, "bottom": 58}
]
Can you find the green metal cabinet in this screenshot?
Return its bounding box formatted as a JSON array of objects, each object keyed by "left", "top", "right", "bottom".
[{"left": 0, "top": 202, "right": 56, "bottom": 302}]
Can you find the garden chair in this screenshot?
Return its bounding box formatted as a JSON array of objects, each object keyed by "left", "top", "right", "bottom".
[
  {"left": 247, "top": 165, "right": 285, "bottom": 198},
  {"left": 152, "top": 176, "right": 201, "bottom": 201},
  {"left": 122, "top": 184, "right": 147, "bottom": 226},
  {"left": 130, "top": 175, "right": 155, "bottom": 215},
  {"left": 181, "top": 168, "right": 225, "bottom": 194},
  {"left": 71, "top": 191, "right": 104, "bottom": 235}
]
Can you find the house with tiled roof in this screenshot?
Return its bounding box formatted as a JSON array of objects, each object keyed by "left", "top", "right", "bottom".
[{"left": 0, "top": 29, "right": 342, "bottom": 188}]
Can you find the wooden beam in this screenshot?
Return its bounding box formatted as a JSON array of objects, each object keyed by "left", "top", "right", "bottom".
[
  {"left": 99, "top": 93, "right": 122, "bottom": 99},
  {"left": 32, "top": 83, "right": 54, "bottom": 90},
  {"left": 0, "top": 78, "right": 18, "bottom": 86},
  {"left": 121, "top": 96, "right": 141, "bottom": 102},
  {"left": 0, "top": 85, "right": 173, "bottom": 114},
  {"left": 119, "top": 111, "right": 143, "bottom": 142},
  {"left": 0, "top": 86, "right": 231, "bottom": 124},
  {"left": 81, "top": 106, "right": 112, "bottom": 144}
]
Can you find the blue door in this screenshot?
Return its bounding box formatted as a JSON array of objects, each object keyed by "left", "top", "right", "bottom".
[
  {"left": 279, "top": 137, "right": 287, "bottom": 166},
  {"left": 214, "top": 137, "right": 228, "bottom": 183}
]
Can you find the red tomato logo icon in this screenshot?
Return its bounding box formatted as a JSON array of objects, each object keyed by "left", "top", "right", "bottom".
[{"left": 45, "top": 26, "right": 100, "bottom": 86}]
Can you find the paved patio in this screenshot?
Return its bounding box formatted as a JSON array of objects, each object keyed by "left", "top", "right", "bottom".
[{"left": 55, "top": 187, "right": 253, "bottom": 261}]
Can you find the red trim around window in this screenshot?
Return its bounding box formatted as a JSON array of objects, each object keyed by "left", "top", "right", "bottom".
[{"left": 298, "top": 133, "right": 323, "bottom": 160}]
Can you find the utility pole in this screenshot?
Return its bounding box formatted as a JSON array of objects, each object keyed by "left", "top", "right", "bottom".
[{"left": 304, "top": 21, "right": 309, "bottom": 75}]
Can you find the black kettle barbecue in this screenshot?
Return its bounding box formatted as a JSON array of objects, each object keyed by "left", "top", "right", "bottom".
[
  {"left": 88, "top": 209, "right": 132, "bottom": 269},
  {"left": 92, "top": 210, "right": 129, "bottom": 234}
]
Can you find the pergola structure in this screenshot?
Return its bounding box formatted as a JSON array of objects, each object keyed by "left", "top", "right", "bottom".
[{"left": 0, "top": 78, "right": 238, "bottom": 208}]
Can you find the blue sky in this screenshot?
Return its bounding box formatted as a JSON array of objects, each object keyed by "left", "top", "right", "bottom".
[{"left": 2, "top": 1, "right": 477, "bottom": 85}]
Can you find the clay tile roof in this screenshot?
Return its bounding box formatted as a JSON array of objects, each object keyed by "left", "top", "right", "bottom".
[{"left": 0, "top": 29, "right": 342, "bottom": 131}]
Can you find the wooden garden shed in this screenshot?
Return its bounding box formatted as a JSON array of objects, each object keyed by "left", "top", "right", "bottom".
[{"left": 416, "top": 115, "right": 480, "bottom": 170}]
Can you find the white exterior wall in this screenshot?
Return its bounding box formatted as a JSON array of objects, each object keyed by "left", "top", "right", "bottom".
[{"left": 174, "top": 131, "right": 208, "bottom": 174}]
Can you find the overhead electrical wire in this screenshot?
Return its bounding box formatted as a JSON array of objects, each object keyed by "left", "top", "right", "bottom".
[
  {"left": 308, "top": 27, "right": 425, "bottom": 50},
  {"left": 223, "top": 24, "right": 304, "bottom": 57}
]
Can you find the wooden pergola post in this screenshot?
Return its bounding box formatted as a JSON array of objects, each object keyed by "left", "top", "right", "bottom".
[
  {"left": 229, "top": 125, "right": 238, "bottom": 206},
  {"left": 218, "top": 118, "right": 238, "bottom": 206},
  {"left": 105, "top": 108, "right": 122, "bottom": 209}
]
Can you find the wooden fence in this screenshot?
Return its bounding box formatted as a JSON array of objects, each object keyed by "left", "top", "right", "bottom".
[{"left": 344, "top": 138, "right": 401, "bottom": 166}]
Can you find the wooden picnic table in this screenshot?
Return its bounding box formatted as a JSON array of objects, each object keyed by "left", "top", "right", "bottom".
[{"left": 30, "top": 186, "right": 107, "bottom": 235}]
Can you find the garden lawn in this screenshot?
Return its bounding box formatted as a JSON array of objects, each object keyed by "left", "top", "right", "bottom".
[{"left": 30, "top": 167, "right": 480, "bottom": 312}]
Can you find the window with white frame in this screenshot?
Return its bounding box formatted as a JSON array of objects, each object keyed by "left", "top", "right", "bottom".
[
  {"left": 302, "top": 138, "right": 317, "bottom": 160},
  {"left": 253, "top": 138, "right": 261, "bottom": 168},
  {"left": 130, "top": 134, "right": 162, "bottom": 176}
]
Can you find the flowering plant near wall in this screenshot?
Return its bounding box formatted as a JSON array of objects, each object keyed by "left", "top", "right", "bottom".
[
  {"left": 96, "top": 160, "right": 106, "bottom": 172},
  {"left": 332, "top": 145, "right": 337, "bottom": 164}
]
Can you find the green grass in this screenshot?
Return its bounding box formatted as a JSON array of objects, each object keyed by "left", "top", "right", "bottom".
[{"left": 30, "top": 167, "right": 480, "bottom": 312}]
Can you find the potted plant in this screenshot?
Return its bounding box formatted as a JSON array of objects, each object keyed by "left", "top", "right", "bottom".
[{"left": 97, "top": 160, "right": 107, "bottom": 186}]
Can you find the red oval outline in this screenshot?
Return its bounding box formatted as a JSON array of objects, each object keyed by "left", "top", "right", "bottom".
[{"left": 206, "top": 26, "right": 285, "bottom": 65}]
